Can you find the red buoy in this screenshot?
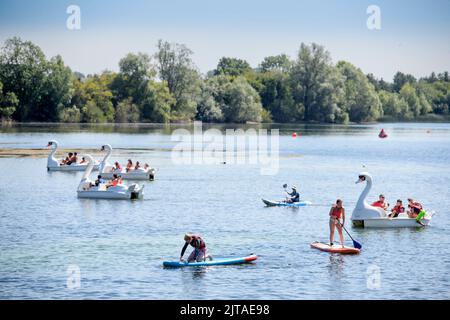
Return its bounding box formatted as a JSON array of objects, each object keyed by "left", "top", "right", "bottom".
[
  {"left": 378, "top": 129, "right": 388, "bottom": 139},
  {"left": 292, "top": 132, "right": 297, "bottom": 138}
]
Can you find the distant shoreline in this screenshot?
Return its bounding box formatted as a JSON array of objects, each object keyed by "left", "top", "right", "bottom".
[{"left": 2, "top": 116, "right": 450, "bottom": 127}]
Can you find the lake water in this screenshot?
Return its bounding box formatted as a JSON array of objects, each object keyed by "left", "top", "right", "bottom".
[{"left": 0, "top": 122, "right": 449, "bottom": 299}]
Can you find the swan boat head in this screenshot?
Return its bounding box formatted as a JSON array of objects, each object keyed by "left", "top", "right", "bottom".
[
  {"left": 47, "top": 140, "right": 59, "bottom": 168},
  {"left": 99, "top": 144, "right": 113, "bottom": 173},
  {"left": 351, "top": 171, "right": 387, "bottom": 222}
]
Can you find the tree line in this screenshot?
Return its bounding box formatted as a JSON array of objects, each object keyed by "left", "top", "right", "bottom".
[{"left": 1, "top": 37, "right": 449, "bottom": 123}]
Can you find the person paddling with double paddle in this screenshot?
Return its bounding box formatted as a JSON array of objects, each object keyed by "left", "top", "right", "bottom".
[{"left": 284, "top": 185, "right": 300, "bottom": 203}]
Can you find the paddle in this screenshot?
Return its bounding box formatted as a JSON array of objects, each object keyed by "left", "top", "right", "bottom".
[{"left": 339, "top": 222, "right": 362, "bottom": 249}]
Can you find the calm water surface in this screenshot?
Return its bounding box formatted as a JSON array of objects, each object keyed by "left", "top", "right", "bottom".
[{"left": 0, "top": 122, "right": 449, "bottom": 299}]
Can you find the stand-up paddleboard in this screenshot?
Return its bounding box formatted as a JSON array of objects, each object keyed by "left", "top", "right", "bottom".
[
  {"left": 310, "top": 242, "right": 360, "bottom": 254},
  {"left": 163, "top": 254, "right": 257, "bottom": 268},
  {"left": 262, "top": 199, "right": 312, "bottom": 207}
]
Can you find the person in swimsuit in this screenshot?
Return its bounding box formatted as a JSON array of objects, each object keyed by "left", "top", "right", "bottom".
[
  {"left": 180, "top": 233, "right": 213, "bottom": 262},
  {"left": 113, "top": 161, "right": 122, "bottom": 173},
  {"left": 329, "top": 199, "right": 346, "bottom": 248},
  {"left": 126, "top": 159, "right": 133, "bottom": 172}
]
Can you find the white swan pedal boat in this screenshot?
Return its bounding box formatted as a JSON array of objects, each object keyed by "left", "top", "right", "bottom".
[
  {"left": 351, "top": 172, "right": 432, "bottom": 228},
  {"left": 77, "top": 155, "right": 144, "bottom": 200},
  {"left": 98, "top": 144, "right": 155, "bottom": 180},
  {"left": 47, "top": 140, "right": 99, "bottom": 172}
]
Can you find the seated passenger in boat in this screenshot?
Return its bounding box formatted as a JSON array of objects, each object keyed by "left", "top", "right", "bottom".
[
  {"left": 117, "top": 175, "right": 123, "bottom": 185},
  {"left": 144, "top": 163, "right": 150, "bottom": 171},
  {"left": 94, "top": 175, "right": 104, "bottom": 187},
  {"left": 134, "top": 161, "right": 141, "bottom": 170},
  {"left": 112, "top": 161, "right": 122, "bottom": 173},
  {"left": 388, "top": 199, "right": 405, "bottom": 218},
  {"left": 125, "top": 159, "right": 133, "bottom": 172},
  {"left": 106, "top": 174, "right": 119, "bottom": 188},
  {"left": 61, "top": 152, "right": 73, "bottom": 165},
  {"left": 79, "top": 157, "right": 86, "bottom": 164},
  {"left": 286, "top": 186, "right": 300, "bottom": 203},
  {"left": 89, "top": 175, "right": 103, "bottom": 188},
  {"left": 371, "top": 194, "right": 389, "bottom": 210},
  {"left": 70, "top": 152, "right": 78, "bottom": 163},
  {"left": 407, "top": 198, "right": 423, "bottom": 218}
]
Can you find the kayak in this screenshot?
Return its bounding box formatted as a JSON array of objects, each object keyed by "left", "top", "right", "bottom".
[
  {"left": 163, "top": 254, "right": 257, "bottom": 268},
  {"left": 262, "top": 199, "right": 312, "bottom": 207},
  {"left": 310, "top": 242, "right": 360, "bottom": 254}
]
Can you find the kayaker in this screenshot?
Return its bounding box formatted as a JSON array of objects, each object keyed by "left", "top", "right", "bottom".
[
  {"left": 388, "top": 199, "right": 405, "bottom": 218},
  {"left": 180, "top": 233, "right": 212, "bottom": 262},
  {"left": 286, "top": 186, "right": 300, "bottom": 203},
  {"left": 329, "top": 199, "right": 345, "bottom": 248},
  {"left": 371, "top": 194, "right": 389, "bottom": 210}
]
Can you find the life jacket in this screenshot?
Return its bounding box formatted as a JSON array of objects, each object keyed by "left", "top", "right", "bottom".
[
  {"left": 371, "top": 200, "right": 385, "bottom": 208},
  {"left": 410, "top": 201, "right": 423, "bottom": 210},
  {"left": 112, "top": 179, "right": 118, "bottom": 187},
  {"left": 331, "top": 206, "right": 343, "bottom": 219},
  {"left": 392, "top": 205, "right": 405, "bottom": 213},
  {"left": 190, "top": 236, "right": 206, "bottom": 249}
]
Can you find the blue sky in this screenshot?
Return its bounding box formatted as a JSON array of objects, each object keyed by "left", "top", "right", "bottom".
[{"left": 1, "top": 0, "right": 449, "bottom": 80}]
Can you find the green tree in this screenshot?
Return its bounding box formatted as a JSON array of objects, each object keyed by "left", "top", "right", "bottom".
[
  {"left": 115, "top": 98, "right": 140, "bottom": 123},
  {"left": 221, "top": 76, "right": 263, "bottom": 123},
  {"left": 71, "top": 72, "right": 115, "bottom": 122},
  {"left": 338, "top": 61, "right": 382, "bottom": 122},
  {"left": 141, "top": 81, "right": 175, "bottom": 123},
  {"left": 155, "top": 40, "right": 201, "bottom": 120},
  {"left": 58, "top": 106, "right": 81, "bottom": 123},
  {"left": 39, "top": 55, "right": 74, "bottom": 121},
  {"left": 0, "top": 37, "right": 48, "bottom": 121},
  {"left": 289, "top": 43, "right": 345, "bottom": 122},
  {"left": 110, "top": 53, "right": 155, "bottom": 105},
  {"left": 393, "top": 72, "right": 416, "bottom": 92},
  {"left": 196, "top": 77, "right": 225, "bottom": 122},
  {"left": 215, "top": 57, "right": 252, "bottom": 77},
  {"left": 378, "top": 90, "right": 411, "bottom": 120},
  {"left": 399, "top": 83, "right": 421, "bottom": 117},
  {"left": 259, "top": 54, "right": 291, "bottom": 73},
  {"left": 255, "top": 71, "right": 296, "bottom": 122},
  {"left": 0, "top": 81, "right": 19, "bottom": 120}
]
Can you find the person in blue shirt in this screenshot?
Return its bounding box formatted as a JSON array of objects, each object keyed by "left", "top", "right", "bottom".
[{"left": 286, "top": 186, "right": 300, "bottom": 203}]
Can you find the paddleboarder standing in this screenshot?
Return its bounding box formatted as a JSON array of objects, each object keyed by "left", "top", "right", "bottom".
[{"left": 329, "top": 199, "right": 346, "bottom": 248}]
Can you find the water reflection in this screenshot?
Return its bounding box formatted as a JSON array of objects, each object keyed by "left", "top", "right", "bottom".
[{"left": 327, "top": 254, "right": 345, "bottom": 278}]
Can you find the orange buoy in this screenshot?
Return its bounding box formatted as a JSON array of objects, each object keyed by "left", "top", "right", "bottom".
[{"left": 378, "top": 129, "right": 388, "bottom": 139}]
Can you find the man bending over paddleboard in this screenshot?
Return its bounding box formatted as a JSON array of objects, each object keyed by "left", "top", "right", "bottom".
[
  {"left": 180, "top": 233, "right": 213, "bottom": 262},
  {"left": 329, "top": 199, "right": 346, "bottom": 248}
]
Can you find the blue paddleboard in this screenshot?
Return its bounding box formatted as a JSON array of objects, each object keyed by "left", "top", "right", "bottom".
[
  {"left": 163, "top": 254, "right": 257, "bottom": 268},
  {"left": 262, "top": 199, "right": 312, "bottom": 207}
]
